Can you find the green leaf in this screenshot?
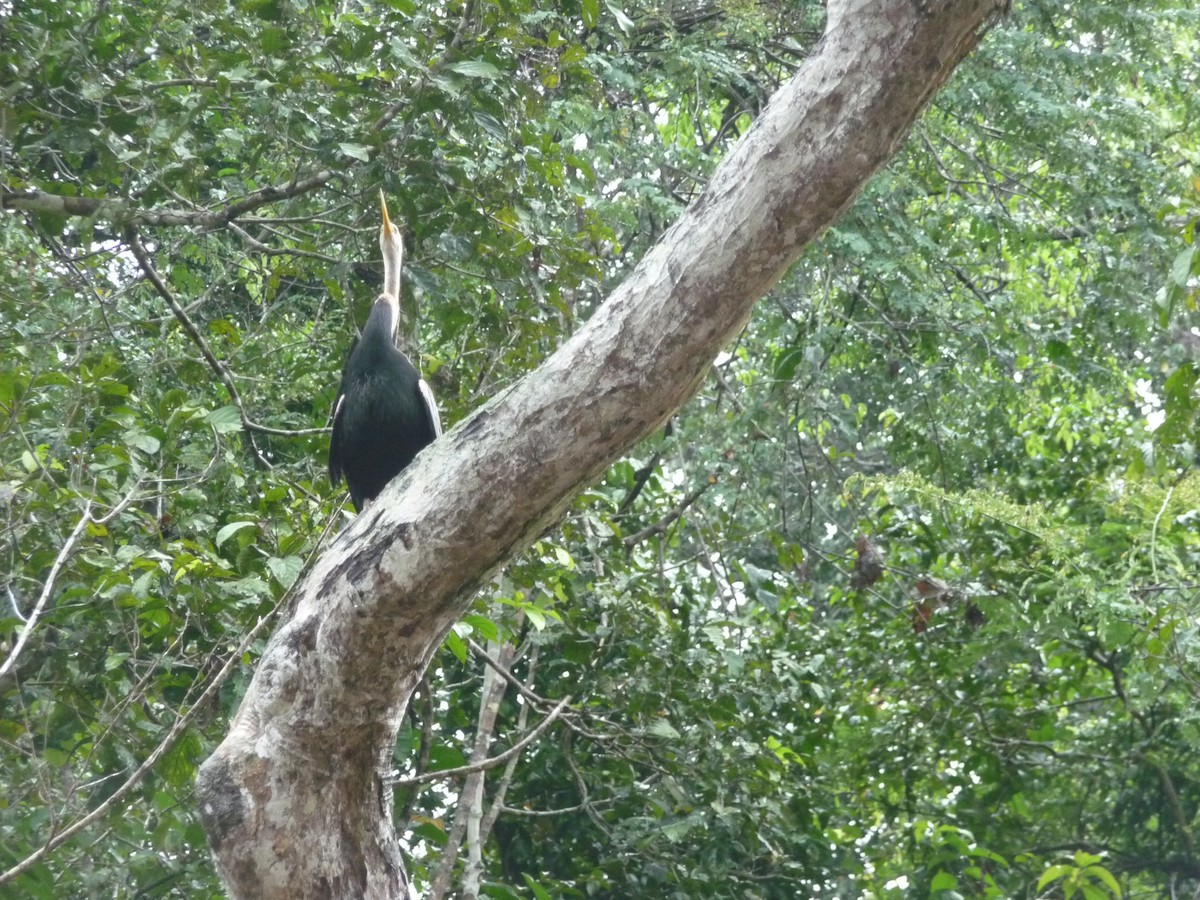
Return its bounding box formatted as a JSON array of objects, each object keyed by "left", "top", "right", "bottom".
[
  {"left": 209, "top": 319, "right": 243, "bottom": 346},
  {"left": 605, "top": 1, "right": 635, "bottom": 33},
  {"left": 124, "top": 430, "right": 161, "bottom": 454},
  {"left": 444, "top": 629, "right": 467, "bottom": 663},
  {"left": 581, "top": 0, "right": 599, "bottom": 29},
  {"left": 472, "top": 111, "right": 507, "bottom": 141},
  {"left": 930, "top": 871, "right": 958, "bottom": 891},
  {"left": 446, "top": 59, "right": 501, "bottom": 80},
  {"left": 462, "top": 614, "right": 498, "bottom": 642},
  {"left": 1157, "top": 246, "right": 1196, "bottom": 324},
  {"left": 216, "top": 521, "right": 257, "bottom": 548},
  {"left": 338, "top": 143, "right": 372, "bottom": 162},
  {"left": 524, "top": 606, "right": 546, "bottom": 630},
  {"left": 260, "top": 26, "right": 286, "bottom": 55},
  {"left": 661, "top": 819, "right": 692, "bottom": 842},
  {"left": 1168, "top": 244, "right": 1196, "bottom": 287},
  {"left": 1085, "top": 865, "right": 1122, "bottom": 897},
  {"left": 266, "top": 555, "right": 304, "bottom": 589},
  {"left": 1045, "top": 338, "right": 1073, "bottom": 366},
  {"left": 522, "top": 873, "right": 553, "bottom": 900},
  {"left": 646, "top": 718, "right": 680, "bottom": 739},
  {"left": 1037, "top": 865, "right": 1073, "bottom": 890},
  {"left": 131, "top": 570, "right": 157, "bottom": 600},
  {"left": 773, "top": 346, "right": 806, "bottom": 381},
  {"left": 207, "top": 405, "right": 243, "bottom": 433}
]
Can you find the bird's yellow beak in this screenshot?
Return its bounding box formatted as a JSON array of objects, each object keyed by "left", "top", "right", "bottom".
[{"left": 379, "top": 189, "right": 393, "bottom": 232}]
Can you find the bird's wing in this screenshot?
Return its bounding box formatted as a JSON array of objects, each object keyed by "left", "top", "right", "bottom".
[
  {"left": 328, "top": 392, "right": 346, "bottom": 484},
  {"left": 418, "top": 378, "right": 442, "bottom": 438}
]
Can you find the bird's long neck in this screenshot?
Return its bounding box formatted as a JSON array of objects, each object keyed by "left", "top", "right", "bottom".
[{"left": 381, "top": 236, "right": 402, "bottom": 302}]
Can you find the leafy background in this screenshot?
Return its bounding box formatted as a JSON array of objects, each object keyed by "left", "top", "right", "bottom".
[{"left": 1, "top": 0, "right": 1199, "bottom": 897}]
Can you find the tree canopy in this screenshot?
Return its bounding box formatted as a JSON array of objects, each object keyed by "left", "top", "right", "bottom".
[{"left": 2, "top": 0, "right": 1199, "bottom": 897}]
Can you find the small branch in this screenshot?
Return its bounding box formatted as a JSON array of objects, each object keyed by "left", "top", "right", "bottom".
[
  {"left": 710, "top": 363, "right": 773, "bottom": 441},
  {"left": 494, "top": 801, "right": 589, "bottom": 817},
  {"left": 464, "top": 640, "right": 536, "bottom": 899},
  {"left": 616, "top": 445, "right": 665, "bottom": 515},
  {"left": 224, "top": 220, "right": 341, "bottom": 263},
  {"left": 0, "top": 607, "right": 281, "bottom": 887},
  {"left": 431, "top": 637, "right": 515, "bottom": 900},
  {"left": 1149, "top": 485, "right": 1173, "bottom": 582},
  {"left": 213, "top": 168, "right": 336, "bottom": 224},
  {"left": 2, "top": 170, "right": 335, "bottom": 228},
  {"left": 465, "top": 637, "right": 625, "bottom": 740},
  {"left": 385, "top": 697, "right": 570, "bottom": 787},
  {"left": 6, "top": 586, "right": 25, "bottom": 624},
  {"left": 396, "top": 677, "right": 435, "bottom": 833},
  {"left": 1140, "top": 752, "right": 1198, "bottom": 859},
  {"left": 465, "top": 638, "right": 550, "bottom": 708},
  {"left": 565, "top": 735, "right": 611, "bottom": 837},
  {"left": 126, "top": 230, "right": 324, "bottom": 457},
  {"left": 125, "top": 228, "right": 270, "bottom": 467},
  {"left": 478, "top": 646, "right": 539, "bottom": 852},
  {"left": 0, "top": 501, "right": 93, "bottom": 680},
  {"left": 622, "top": 476, "right": 716, "bottom": 548},
  {"left": 373, "top": 0, "right": 479, "bottom": 134}
]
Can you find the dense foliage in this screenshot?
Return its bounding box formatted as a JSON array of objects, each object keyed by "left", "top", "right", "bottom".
[{"left": 2, "top": 0, "right": 1198, "bottom": 897}]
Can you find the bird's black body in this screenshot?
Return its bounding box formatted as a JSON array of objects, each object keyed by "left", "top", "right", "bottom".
[{"left": 329, "top": 297, "right": 441, "bottom": 512}]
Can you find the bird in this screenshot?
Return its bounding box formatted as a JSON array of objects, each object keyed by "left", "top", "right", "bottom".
[{"left": 328, "top": 192, "right": 441, "bottom": 512}]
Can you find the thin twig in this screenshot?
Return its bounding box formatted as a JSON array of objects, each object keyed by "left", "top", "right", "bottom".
[
  {"left": 478, "top": 645, "right": 538, "bottom": 847},
  {"left": 125, "top": 228, "right": 271, "bottom": 467},
  {"left": 0, "top": 501, "right": 93, "bottom": 680},
  {"left": 1149, "top": 485, "right": 1173, "bottom": 582},
  {"left": 465, "top": 637, "right": 550, "bottom": 707},
  {"left": 126, "top": 229, "right": 325, "bottom": 457},
  {"left": 0, "top": 604, "right": 282, "bottom": 886},
  {"left": 224, "top": 220, "right": 341, "bottom": 263},
  {"left": 465, "top": 638, "right": 622, "bottom": 741},
  {"left": 622, "top": 476, "right": 716, "bottom": 548},
  {"left": 385, "top": 698, "right": 570, "bottom": 787},
  {"left": 494, "top": 801, "right": 590, "bottom": 817}
]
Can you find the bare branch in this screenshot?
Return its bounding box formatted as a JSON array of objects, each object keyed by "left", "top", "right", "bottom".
[
  {"left": 225, "top": 220, "right": 341, "bottom": 263},
  {"left": 465, "top": 638, "right": 550, "bottom": 708},
  {"left": 476, "top": 646, "right": 539, "bottom": 854},
  {"left": 1, "top": 170, "right": 335, "bottom": 229},
  {"left": 0, "top": 608, "right": 281, "bottom": 887},
  {"left": 622, "top": 475, "right": 717, "bottom": 548},
  {"left": 385, "top": 698, "right": 571, "bottom": 788},
  {"left": 125, "top": 228, "right": 326, "bottom": 457},
  {"left": 0, "top": 501, "right": 92, "bottom": 681},
  {"left": 428, "top": 637, "right": 516, "bottom": 900}
]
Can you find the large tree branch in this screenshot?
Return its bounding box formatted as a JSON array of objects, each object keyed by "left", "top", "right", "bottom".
[{"left": 196, "top": 2, "right": 1007, "bottom": 897}]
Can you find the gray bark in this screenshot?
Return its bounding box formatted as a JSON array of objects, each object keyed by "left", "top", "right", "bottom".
[{"left": 196, "top": 1, "right": 1008, "bottom": 896}]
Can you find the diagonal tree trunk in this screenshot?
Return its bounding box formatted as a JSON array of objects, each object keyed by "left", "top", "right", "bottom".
[{"left": 196, "top": 1, "right": 1009, "bottom": 896}]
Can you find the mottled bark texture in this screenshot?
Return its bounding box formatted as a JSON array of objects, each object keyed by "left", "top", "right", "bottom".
[{"left": 197, "top": 1, "right": 1007, "bottom": 896}]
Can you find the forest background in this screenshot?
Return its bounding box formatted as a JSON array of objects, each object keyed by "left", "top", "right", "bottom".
[{"left": 1, "top": 0, "right": 1199, "bottom": 897}]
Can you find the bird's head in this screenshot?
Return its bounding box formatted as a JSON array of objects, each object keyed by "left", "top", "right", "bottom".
[{"left": 378, "top": 190, "right": 404, "bottom": 295}]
